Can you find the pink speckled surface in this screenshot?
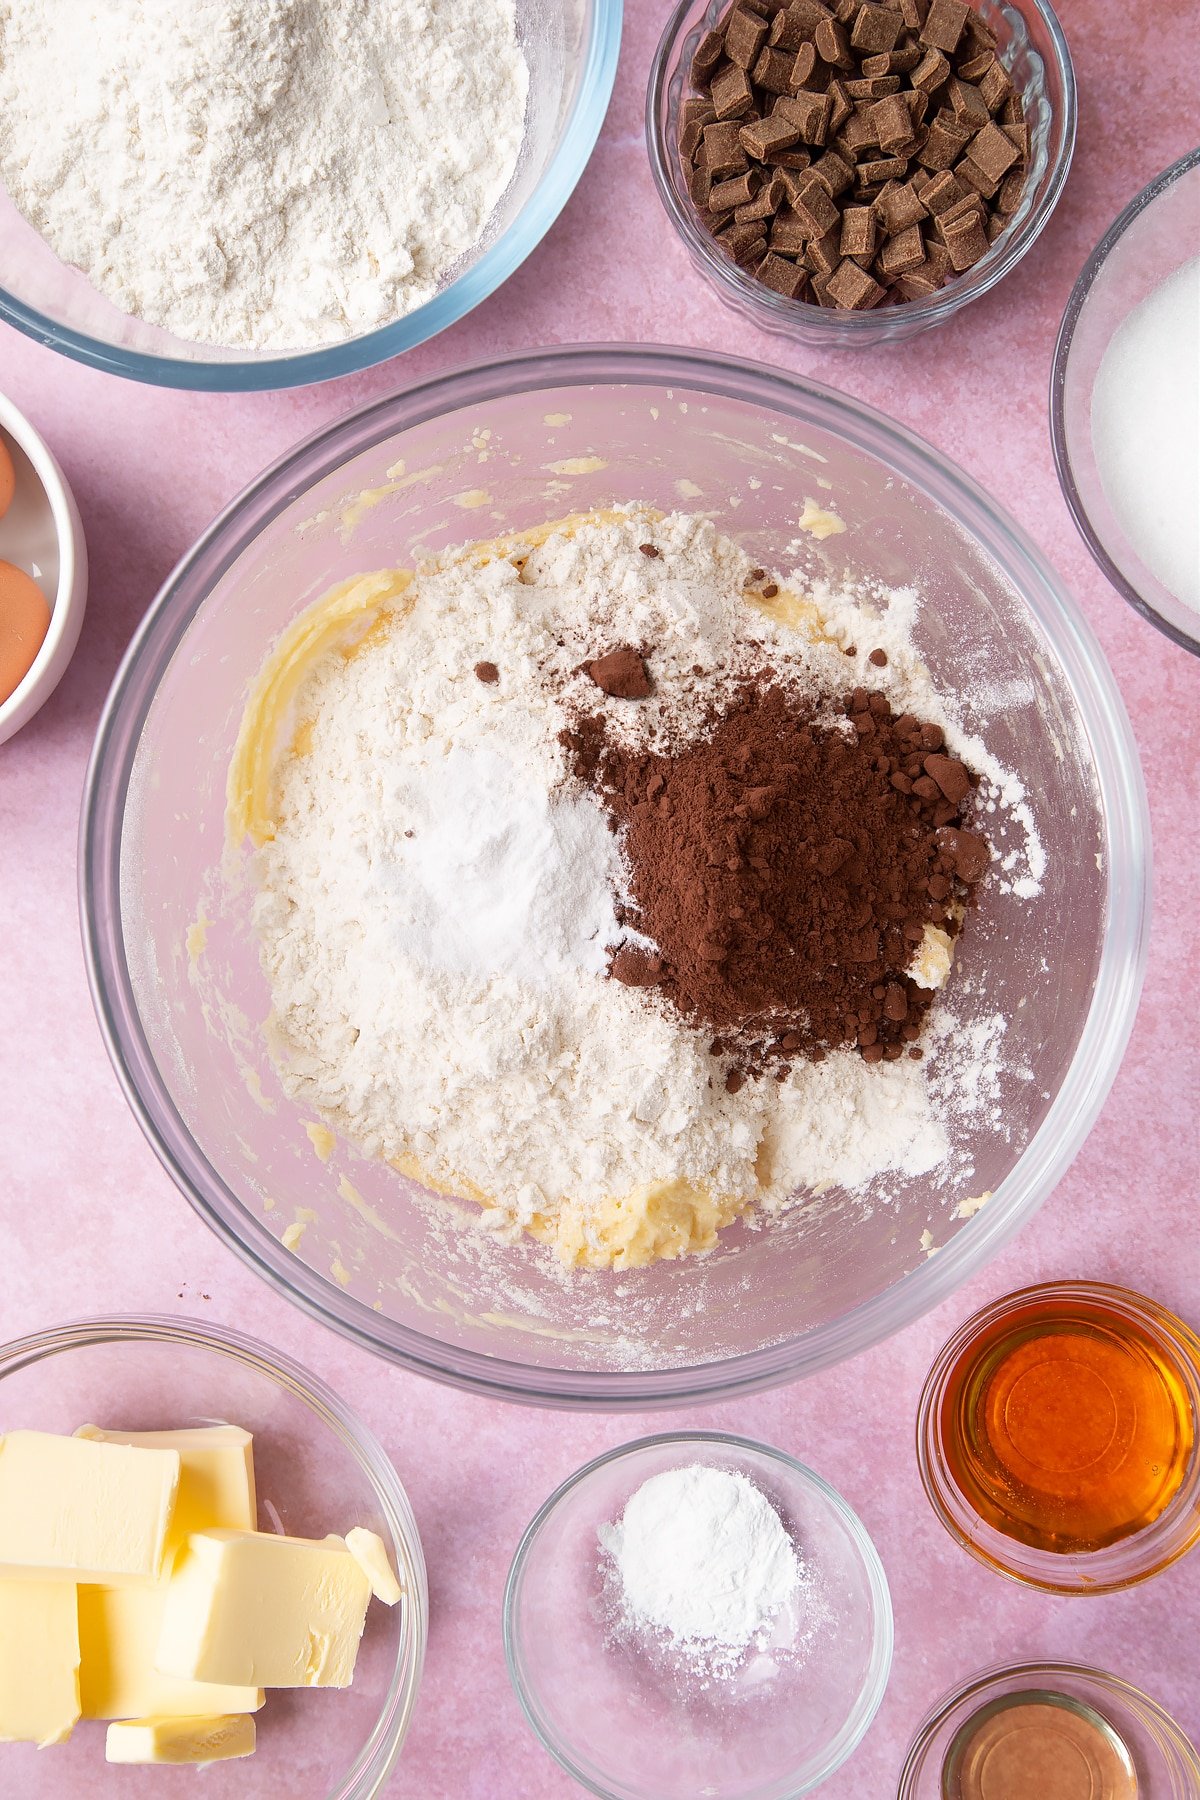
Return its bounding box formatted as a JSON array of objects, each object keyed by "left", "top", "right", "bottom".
[{"left": 2, "top": 1, "right": 1198, "bottom": 1794}]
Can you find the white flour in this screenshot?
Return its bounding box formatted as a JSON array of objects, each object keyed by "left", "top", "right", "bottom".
[
  {"left": 598, "top": 1464, "right": 805, "bottom": 1682},
  {"left": 251, "top": 509, "right": 1033, "bottom": 1249},
  {"left": 0, "top": 0, "right": 528, "bottom": 349}
]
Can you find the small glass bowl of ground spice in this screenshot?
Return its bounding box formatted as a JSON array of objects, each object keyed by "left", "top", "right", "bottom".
[
  {"left": 917, "top": 1281, "right": 1200, "bottom": 1594},
  {"left": 647, "top": 0, "right": 1075, "bottom": 344},
  {"left": 899, "top": 1661, "right": 1200, "bottom": 1800},
  {"left": 504, "top": 1431, "right": 892, "bottom": 1799}
]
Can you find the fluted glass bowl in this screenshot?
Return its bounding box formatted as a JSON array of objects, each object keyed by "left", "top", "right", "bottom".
[
  {"left": 647, "top": 0, "right": 1075, "bottom": 346},
  {"left": 81, "top": 344, "right": 1149, "bottom": 1407},
  {"left": 0, "top": 0, "right": 620, "bottom": 390},
  {"left": 0, "top": 1316, "right": 426, "bottom": 1798}
]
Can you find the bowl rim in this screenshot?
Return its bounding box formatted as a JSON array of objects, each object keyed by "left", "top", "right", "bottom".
[
  {"left": 914, "top": 1279, "right": 1200, "bottom": 1595},
  {"left": 0, "top": 1312, "right": 428, "bottom": 1800},
  {"left": 0, "top": 387, "right": 88, "bottom": 741},
  {"left": 1049, "top": 145, "right": 1200, "bottom": 657},
  {"left": 80, "top": 341, "right": 1152, "bottom": 1410},
  {"left": 502, "top": 1428, "right": 894, "bottom": 1800},
  {"left": 645, "top": 0, "right": 1077, "bottom": 342},
  {"left": 0, "top": 0, "right": 623, "bottom": 393},
  {"left": 897, "top": 1658, "right": 1200, "bottom": 1797}
]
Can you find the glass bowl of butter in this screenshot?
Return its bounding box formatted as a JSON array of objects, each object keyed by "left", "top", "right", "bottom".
[
  {"left": 82, "top": 343, "right": 1149, "bottom": 1408},
  {"left": 0, "top": 1315, "right": 426, "bottom": 1796}
]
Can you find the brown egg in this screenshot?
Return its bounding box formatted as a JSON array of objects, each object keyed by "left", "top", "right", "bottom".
[
  {"left": 0, "top": 436, "right": 14, "bottom": 520},
  {"left": 0, "top": 560, "right": 52, "bottom": 702}
]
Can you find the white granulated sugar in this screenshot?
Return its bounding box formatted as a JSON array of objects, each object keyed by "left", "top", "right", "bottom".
[
  {"left": 599, "top": 1465, "right": 806, "bottom": 1682},
  {"left": 252, "top": 508, "right": 1039, "bottom": 1249},
  {"left": 0, "top": 0, "right": 528, "bottom": 350},
  {"left": 1091, "top": 255, "right": 1200, "bottom": 612}
]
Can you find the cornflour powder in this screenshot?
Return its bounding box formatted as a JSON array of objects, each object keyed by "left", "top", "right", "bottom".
[{"left": 0, "top": 0, "right": 529, "bottom": 349}]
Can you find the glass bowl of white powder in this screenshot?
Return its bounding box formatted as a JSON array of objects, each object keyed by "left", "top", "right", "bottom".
[
  {"left": 1051, "top": 147, "right": 1200, "bottom": 655},
  {"left": 81, "top": 344, "right": 1149, "bottom": 1405},
  {"left": 0, "top": 0, "right": 620, "bottom": 389},
  {"left": 504, "top": 1431, "right": 892, "bottom": 1797}
]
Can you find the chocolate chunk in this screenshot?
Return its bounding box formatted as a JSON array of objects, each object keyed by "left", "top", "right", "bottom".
[
  {"left": 871, "top": 92, "right": 916, "bottom": 152},
  {"left": 941, "top": 208, "right": 989, "bottom": 268},
  {"left": 911, "top": 45, "right": 950, "bottom": 91},
  {"left": 810, "top": 148, "right": 856, "bottom": 195},
  {"left": 943, "top": 74, "right": 989, "bottom": 127},
  {"left": 814, "top": 16, "right": 855, "bottom": 67},
  {"left": 919, "top": 0, "right": 968, "bottom": 53},
  {"left": 917, "top": 113, "right": 972, "bottom": 169},
  {"left": 725, "top": 6, "right": 770, "bottom": 67},
  {"left": 754, "top": 44, "right": 800, "bottom": 91},
  {"left": 692, "top": 27, "right": 726, "bottom": 83},
  {"left": 740, "top": 112, "right": 803, "bottom": 158},
  {"left": 979, "top": 57, "right": 1011, "bottom": 111},
  {"left": 681, "top": 0, "right": 1026, "bottom": 312},
  {"left": 757, "top": 250, "right": 808, "bottom": 296},
  {"left": 712, "top": 61, "right": 757, "bottom": 118},
  {"left": 969, "top": 117, "right": 1021, "bottom": 181},
  {"left": 586, "top": 647, "right": 654, "bottom": 698},
  {"left": 877, "top": 221, "right": 925, "bottom": 275},
  {"left": 711, "top": 168, "right": 763, "bottom": 211},
  {"left": 850, "top": 3, "right": 903, "bottom": 53},
  {"left": 777, "top": 86, "right": 834, "bottom": 144},
  {"left": 827, "top": 256, "right": 885, "bottom": 307},
  {"left": 698, "top": 120, "right": 749, "bottom": 177}
]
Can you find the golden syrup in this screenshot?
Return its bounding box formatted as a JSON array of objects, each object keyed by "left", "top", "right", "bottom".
[{"left": 939, "top": 1289, "right": 1195, "bottom": 1554}]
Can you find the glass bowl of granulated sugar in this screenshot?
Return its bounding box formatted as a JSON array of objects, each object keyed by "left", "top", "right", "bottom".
[
  {"left": 0, "top": 0, "right": 620, "bottom": 390},
  {"left": 504, "top": 1432, "right": 892, "bottom": 1798},
  {"left": 1052, "top": 147, "right": 1200, "bottom": 655},
  {"left": 82, "top": 343, "right": 1149, "bottom": 1406}
]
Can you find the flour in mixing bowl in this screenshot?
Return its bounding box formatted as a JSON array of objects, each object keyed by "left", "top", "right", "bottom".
[
  {"left": 0, "top": 0, "right": 529, "bottom": 349},
  {"left": 233, "top": 508, "right": 1040, "bottom": 1269}
]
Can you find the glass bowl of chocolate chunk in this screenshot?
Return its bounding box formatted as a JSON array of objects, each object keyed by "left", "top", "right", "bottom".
[{"left": 648, "top": 0, "right": 1075, "bottom": 343}]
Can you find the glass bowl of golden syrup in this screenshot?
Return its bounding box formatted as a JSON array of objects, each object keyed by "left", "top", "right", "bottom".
[
  {"left": 916, "top": 1281, "right": 1200, "bottom": 1593},
  {"left": 898, "top": 1661, "right": 1200, "bottom": 1800}
]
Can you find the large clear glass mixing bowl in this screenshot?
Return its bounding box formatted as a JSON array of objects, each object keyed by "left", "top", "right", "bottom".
[{"left": 81, "top": 346, "right": 1150, "bottom": 1407}]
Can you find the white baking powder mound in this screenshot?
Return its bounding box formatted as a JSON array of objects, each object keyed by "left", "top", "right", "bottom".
[
  {"left": 1091, "top": 254, "right": 1200, "bottom": 612},
  {"left": 0, "top": 0, "right": 529, "bottom": 349}
]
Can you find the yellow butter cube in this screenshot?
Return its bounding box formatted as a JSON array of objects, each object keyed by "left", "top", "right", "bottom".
[
  {"left": 157, "top": 1530, "right": 371, "bottom": 1689},
  {"left": 105, "top": 1712, "right": 256, "bottom": 1765},
  {"left": 75, "top": 1425, "right": 262, "bottom": 1722},
  {"left": 0, "top": 1580, "right": 81, "bottom": 1747},
  {"left": 0, "top": 1430, "right": 179, "bottom": 1584},
  {"left": 75, "top": 1425, "right": 257, "bottom": 1556},
  {"left": 345, "top": 1526, "right": 403, "bottom": 1605}
]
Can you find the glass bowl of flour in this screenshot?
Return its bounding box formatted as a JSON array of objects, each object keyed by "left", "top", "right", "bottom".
[
  {"left": 0, "top": 0, "right": 620, "bottom": 390},
  {"left": 504, "top": 1431, "right": 892, "bottom": 1798},
  {"left": 81, "top": 344, "right": 1149, "bottom": 1405},
  {"left": 1052, "top": 147, "right": 1200, "bottom": 655}
]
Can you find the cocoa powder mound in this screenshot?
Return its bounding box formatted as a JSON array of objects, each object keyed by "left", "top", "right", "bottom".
[{"left": 563, "top": 682, "right": 989, "bottom": 1068}]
